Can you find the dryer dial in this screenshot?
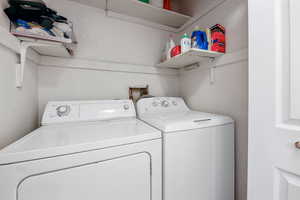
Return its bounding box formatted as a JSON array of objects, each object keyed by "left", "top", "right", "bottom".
[{"left": 56, "top": 105, "right": 71, "bottom": 117}]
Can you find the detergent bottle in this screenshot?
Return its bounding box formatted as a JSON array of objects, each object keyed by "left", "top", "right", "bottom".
[
  {"left": 191, "top": 26, "right": 208, "bottom": 50},
  {"left": 166, "top": 35, "right": 175, "bottom": 60},
  {"left": 181, "top": 33, "right": 191, "bottom": 53}
]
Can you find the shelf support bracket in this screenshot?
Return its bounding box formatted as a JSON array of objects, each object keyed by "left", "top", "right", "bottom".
[
  {"left": 183, "top": 62, "right": 200, "bottom": 71},
  {"left": 16, "top": 41, "right": 57, "bottom": 88},
  {"left": 16, "top": 42, "right": 31, "bottom": 88},
  {"left": 210, "top": 67, "right": 216, "bottom": 84},
  {"left": 105, "top": 0, "right": 109, "bottom": 16},
  {"left": 209, "top": 57, "right": 215, "bottom": 63},
  {"left": 209, "top": 58, "right": 216, "bottom": 85}
]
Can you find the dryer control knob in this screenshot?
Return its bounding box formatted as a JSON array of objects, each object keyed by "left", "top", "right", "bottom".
[{"left": 56, "top": 105, "right": 70, "bottom": 117}]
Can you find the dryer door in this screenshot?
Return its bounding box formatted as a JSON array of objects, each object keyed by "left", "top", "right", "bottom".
[{"left": 17, "top": 153, "right": 151, "bottom": 200}]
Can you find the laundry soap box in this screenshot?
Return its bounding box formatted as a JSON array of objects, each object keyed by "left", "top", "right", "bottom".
[
  {"left": 190, "top": 24, "right": 226, "bottom": 53},
  {"left": 210, "top": 24, "right": 226, "bottom": 53}
]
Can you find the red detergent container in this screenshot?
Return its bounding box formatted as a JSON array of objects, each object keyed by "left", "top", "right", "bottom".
[
  {"left": 171, "top": 45, "right": 181, "bottom": 57},
  {"left": 164, "top": 0, "right": 171, "bottom": 10}
]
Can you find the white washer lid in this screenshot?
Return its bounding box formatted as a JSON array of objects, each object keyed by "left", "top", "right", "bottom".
[
  {"left": 140, "top": 111, "right": 234, "bottom": 132},
  {"left": 0, "top": 118, "right": 161, "bottom": 164}
]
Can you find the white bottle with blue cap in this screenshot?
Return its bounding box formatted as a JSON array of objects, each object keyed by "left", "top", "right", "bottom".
[{"left": 181, "top": 33, "right": 191, "bottom": 53}]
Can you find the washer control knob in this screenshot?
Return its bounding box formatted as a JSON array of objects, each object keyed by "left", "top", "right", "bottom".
[
  {"left": 123, "top": 104, "right": 130, "bottom": 110},
  {"left": 161, "top": 100, "right": 169, "bottom": 107},
  {"left": 56, "top": 105, "right": 70, "bottom": 117}
]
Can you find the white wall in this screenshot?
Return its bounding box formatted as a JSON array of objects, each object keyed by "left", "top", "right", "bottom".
[
  {"left": 0, "top": 1, "right": 38, "bottom": 149},
  {"left": 174, "top": 0, "right": 225, "bottom": 17},
  {"left": 0, "top": 0, "right": 9, "bottom": 28},
  {"left": 47, "top": 0, "right": 170, "bottom": 65},
  {"left": 0, "top": 46, "right": 38, "bottom": 149},
  {"left": 178, "top": 0, "right": 248, "bottom": 200},
  {"left": 38, "top": 0, "right": 179, "bottom": 117},
  {"left": 38, "top": 66, "right": 178, "bottom": 118}
]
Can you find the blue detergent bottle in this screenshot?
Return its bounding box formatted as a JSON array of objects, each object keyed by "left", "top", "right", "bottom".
[{"left": 191, "top": 26, "right": 208, "bottom": 50}]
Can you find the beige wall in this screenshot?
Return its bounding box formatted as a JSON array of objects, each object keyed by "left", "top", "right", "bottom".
[
  {"left": 174, "top": 0, "right": 225, "bottom": 17},
  {"left": 178, "top": 0, "right": 248, "bottom": 200},
  {"left": 0, "top": 47, "right": 39, "bottom": 150},
  {"left": 38, "top": 66, "right": 179, "bottom": 119},
  {"left": 0, "top": 0, "right": 9, "bottom": 28},
  {"left": 38, "top": 0, "right": 179, "bottom": 118},
  {"left": 46, "top": 0, "right": 170, "bottom": 65},
  {"left": 0, "top": 46, "right": 38, "bottom": 149},
  {"left": 0, "top": 1, "right": 38, "bottom": 149}
]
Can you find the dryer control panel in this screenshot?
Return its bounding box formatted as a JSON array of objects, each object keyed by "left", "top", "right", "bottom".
[
  {"left": 42, "top": 100, "right": 135, "bottom": 125},
  {"left": 136, "top": 97, "right": 189, "bottom": 116}
]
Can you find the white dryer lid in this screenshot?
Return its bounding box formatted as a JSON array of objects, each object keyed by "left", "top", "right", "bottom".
[
  {"left": 0, "top": 118, "right": 161, "bottom": 164},
  {"left": 140, "top": 111, "right": 234, "bottom": 132}
]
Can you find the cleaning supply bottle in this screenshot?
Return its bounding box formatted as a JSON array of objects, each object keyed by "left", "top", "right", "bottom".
[
  {"left": 191, "top": 26, "right": 208, "bottom": 50},
  {"left": 167, "top": 35, "right": 175, "bottom": 60},
  {"left": 139, "top": 0, "right": 150, "bottom": 3},
  {"left": 181, "top": 33, "right": 191, "bottom": 53},
  {"left": 191, "top": 26, "right": 200, "bottom": 48},
  {"left": 206, "top": 28, "right": 211, "bottom": 50},
  {"left": 163, "top": 0, "right": 171, "bottom": 10}
]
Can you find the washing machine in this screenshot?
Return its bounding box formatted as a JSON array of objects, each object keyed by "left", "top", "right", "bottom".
[
  {"left": 0, "top": 100, "right": 162, "bottom": 200},
  {"left": 137, "top": 97, "right": 234, "bottom": 200}
]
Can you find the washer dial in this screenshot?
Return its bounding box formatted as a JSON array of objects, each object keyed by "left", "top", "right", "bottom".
[{"left": 161, "top": 100, "right": 169, "bottom": 107}]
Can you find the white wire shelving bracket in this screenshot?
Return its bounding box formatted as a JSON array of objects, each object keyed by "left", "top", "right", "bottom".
[{"left": 16, "top": 41, "right": 67, "bottom": 88}]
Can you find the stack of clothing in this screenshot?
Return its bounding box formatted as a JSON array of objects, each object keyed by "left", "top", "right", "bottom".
[{"left": 4, "top": 0, "right": 75, "bottom": 44}]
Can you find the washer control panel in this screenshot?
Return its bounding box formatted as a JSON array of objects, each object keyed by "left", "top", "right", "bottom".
[
  {"left": 136, "top": 97, "right": 189, "bottom": 115},
  {"left": 42, "top": 100, "right": 135, "bottom": 125},
  {"left": 161, "top": 100, "right": 170, "bottom": 107}
]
